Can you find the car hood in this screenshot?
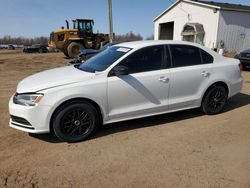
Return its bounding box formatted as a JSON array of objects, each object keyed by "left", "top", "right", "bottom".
[
  {"left": 17, "top": 66, "right": 93, "bottom": 93},
  {"left": 241, "top": 48, "right": 250, "bottom": 53},
  {"left": 79, "top": 49, "right": 99, "bottom": 55}
]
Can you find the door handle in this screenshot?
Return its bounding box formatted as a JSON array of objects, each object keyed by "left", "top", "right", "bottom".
[
  {"left": 201, "top": 71, "right": 210, "bottom": 77},
  {"left": 158, "top": 76, "right": 169, "bottom": 83}
]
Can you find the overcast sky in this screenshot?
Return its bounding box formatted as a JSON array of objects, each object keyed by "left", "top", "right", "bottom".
[{"left": 0, "top": 0, "right": 250, "bottom": 39}]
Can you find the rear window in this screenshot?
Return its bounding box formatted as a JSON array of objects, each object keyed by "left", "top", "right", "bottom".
[
  {"left": 201, "top": 49, "right": 213, "bottom": 64},
  {"left": 170, "top": 45, "right": 202, "bottom": 67}
]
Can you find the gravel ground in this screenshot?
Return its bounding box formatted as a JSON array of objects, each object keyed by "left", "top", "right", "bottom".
[{"left": 0, "top": 49, "right": 250, "bottom": 188}]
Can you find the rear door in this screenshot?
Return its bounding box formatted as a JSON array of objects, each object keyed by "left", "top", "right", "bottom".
[{"left": 168, "top": 45, "right": 214, "bottom": 110}]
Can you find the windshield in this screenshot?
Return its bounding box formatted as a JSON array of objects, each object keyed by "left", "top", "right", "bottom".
[
  {"left": 32, "top": 45, "right": 40, "bottom": 48},
  {"left": 78, "top": 46, "right": 132, "bottom": 73}
]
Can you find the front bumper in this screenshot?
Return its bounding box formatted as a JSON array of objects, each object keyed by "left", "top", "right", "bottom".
[
  {"left": 9, "top": 95, "right": 51, "bottom": 133},
  {"left": 240, "top": 59, "right": 250, "bottom": 68}
]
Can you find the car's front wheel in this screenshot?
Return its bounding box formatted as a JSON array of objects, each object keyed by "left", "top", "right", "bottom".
[
  {"left": 53, "top": 102, "right": 99, "bottom": 142},
  {"left": 201, "top": 85, "right": 228, "bottom": 115}
]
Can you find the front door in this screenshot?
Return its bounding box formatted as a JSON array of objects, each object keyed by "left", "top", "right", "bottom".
[{"left": 107, "top": 45, "right": 170, "bottom": 122}]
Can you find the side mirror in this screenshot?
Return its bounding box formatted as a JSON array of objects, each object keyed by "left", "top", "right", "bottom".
[{"left": 113, "top": 65, "right": 129, "bottom": 76}]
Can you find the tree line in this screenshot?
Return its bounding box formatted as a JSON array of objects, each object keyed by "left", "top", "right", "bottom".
[
  {"left": 0, "top": 35, "right": 48, "bottom": 46},
  {"left": 114, "top": 32, "right": 143, "bottom": 41},
  {"left": 0, "top": 32, "right": 153, "bottom": 46}
]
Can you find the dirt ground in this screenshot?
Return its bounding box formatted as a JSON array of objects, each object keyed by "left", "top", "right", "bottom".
[{"left": 0, "top": 49, "right": 250, "bottom": 188}]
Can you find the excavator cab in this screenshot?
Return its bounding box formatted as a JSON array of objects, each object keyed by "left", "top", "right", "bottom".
[{"left": 72, "top": 19, "right": 94, "bottom": 33}]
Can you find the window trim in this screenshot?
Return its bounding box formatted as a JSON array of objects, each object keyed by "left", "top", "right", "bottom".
[
  {"left": 168, "top": 44, "right": 212, "bottom": 68},
  {"left": 109, "top": 45, "right": 169, "bottom": 76},
  {"left": 200, "top": 48, "right": 214, "bottom": 64},
  {"left": 164, "top": 45, "right": 171, "bottom": 69}
]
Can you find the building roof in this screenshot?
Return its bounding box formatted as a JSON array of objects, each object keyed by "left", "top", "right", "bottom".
[
  {"left": 154, "top": 0, "right": 250, "bottom": 22},
  {"left": 191, "top": 0, "right": 250, "bottom": 11}
]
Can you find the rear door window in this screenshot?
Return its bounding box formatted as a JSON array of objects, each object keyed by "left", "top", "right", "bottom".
[
  {"left": 201, "top": 49, "right": 214, "bottom": 64},
  {"left": 170, "top": 45, "right": 202, "bottom": 67}
]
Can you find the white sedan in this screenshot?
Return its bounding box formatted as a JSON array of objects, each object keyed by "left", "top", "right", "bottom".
[{"left": 9, "top": 41, "right": 243, "bottom": 142}]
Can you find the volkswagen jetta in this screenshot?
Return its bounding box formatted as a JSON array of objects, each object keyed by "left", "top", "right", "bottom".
[{"left": 9, "top": 41, "right": 243, "bottom": 142}]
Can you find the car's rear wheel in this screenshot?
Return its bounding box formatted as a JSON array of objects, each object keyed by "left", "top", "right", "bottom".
[
  {"left": 53, "top": 102, "right": 99, "bottom": 142},
  {"left": 201, "top": 85, "right": 228, "bottom": 115}
]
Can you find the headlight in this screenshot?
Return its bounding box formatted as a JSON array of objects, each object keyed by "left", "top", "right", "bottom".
[{"left": 13, "top": 93, "right": 44, "bottom": 106}]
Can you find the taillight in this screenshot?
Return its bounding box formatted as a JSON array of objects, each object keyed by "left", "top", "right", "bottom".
[{"left": 239, "top": 63, "right": 243, "bottom": 72}]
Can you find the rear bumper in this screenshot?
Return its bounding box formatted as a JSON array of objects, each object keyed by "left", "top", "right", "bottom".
[{"left": 229, "top": 77, "right": 243, "bottom": 98}]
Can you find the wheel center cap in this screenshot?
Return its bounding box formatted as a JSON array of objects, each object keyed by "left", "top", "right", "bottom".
[{"left": 74, "top": 120, "right": 81, "bottom": 126}]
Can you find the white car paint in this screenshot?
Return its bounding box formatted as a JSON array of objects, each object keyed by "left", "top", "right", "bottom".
[{"left": 9, "top": 40, "right": 243, "bottom": 134}]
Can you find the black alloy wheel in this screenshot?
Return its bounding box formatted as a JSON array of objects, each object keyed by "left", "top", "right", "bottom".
[
  {"left": 53, "top": 102, "right": 99, "bottom": 142},
  {"left": 202, "top": 85, "right": 228, "bottom": 115}
]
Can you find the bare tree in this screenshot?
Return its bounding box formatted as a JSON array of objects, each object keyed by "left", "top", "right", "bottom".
[
  {"left": 0, "top": 35, "right": 49, "bottom": 46},
  {"left": 0, "top": 32, "right": 144, "bottom": 46},
  {"left": 145, "top": 34, "right": 154, "bottom": 40},
  {"left": 114, "top": 31, "right": 143, "bottom": 42}
]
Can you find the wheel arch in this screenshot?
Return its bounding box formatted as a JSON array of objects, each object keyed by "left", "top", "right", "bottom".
[
  {"left": 201, "top": 81, "right": 229, "bottom": 106},
  {"left": 49, "top": 97, "right": 103, "bottom": 132}
]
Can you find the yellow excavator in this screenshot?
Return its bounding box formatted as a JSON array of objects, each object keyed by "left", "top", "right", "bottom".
[{"left": 48, "top": 19, "right": 109, "bottom": 58}]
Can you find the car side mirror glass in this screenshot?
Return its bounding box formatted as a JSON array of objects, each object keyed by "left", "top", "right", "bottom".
[{"left": 113, "top": 65, "right": 129, "bottom": 76}]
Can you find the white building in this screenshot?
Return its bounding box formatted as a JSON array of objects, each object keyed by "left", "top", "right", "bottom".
[{"left": 154, "top": 0, "right": 250, "bottom": 52}]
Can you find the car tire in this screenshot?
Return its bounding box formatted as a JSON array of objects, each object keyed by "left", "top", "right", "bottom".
[
  {"left": 242, "top": 63, "right": 249, "bottom": 71},
  {"left": 67, "top": 42, "right": 84, "bottom": 58},
  {"left": 201, "top": 85, "right": 228, "bottom": 115},
  {"left": 53, "top": 102, "right": 100, "bottom": 142},
  {"left": 63, "top": 52, "right": 70, "bottom": 58},
  {"left": 39, "top": 48, "right": 43, "bottom": 53},
  {"left": 241, "top": 63, "right": 245, "bottom": 71}
]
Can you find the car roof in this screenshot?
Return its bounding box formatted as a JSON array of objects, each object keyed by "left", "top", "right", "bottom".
[
  {"left": 241, "top": 48, "right": 250, "bottom": 53},
  {"left": 115, "top": 40, "right": 224, "bottom": 61},
  {"left": 116, "top": 40, "right": 206, "bottom": 49}
]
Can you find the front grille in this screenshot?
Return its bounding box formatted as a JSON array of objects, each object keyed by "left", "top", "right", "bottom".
[
  {"left": 57, "top": 34, "right": 64, "bottom": 41},
  {"left": 240, "top": 60, "right": 250, "bottom": 64},
  {"left": 10, "top": 115, "right": 32, "bottom": 126},
  {"left": 240, "top": 53, "right": 250, "bottom": 59}
]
